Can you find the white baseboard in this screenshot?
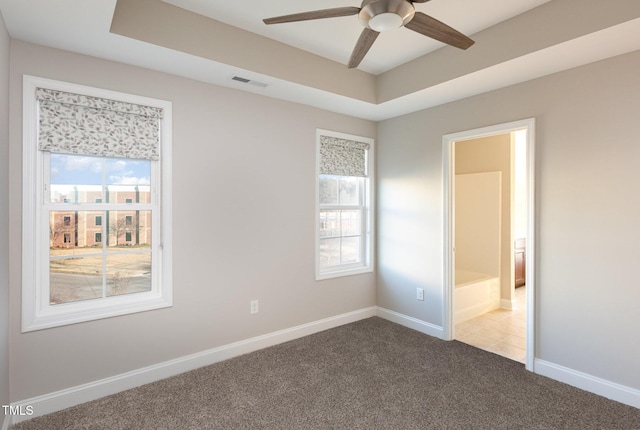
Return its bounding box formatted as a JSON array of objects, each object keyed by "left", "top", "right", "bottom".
[
  {"left": 11, "top": 306, "right": 377, "bottom": 424},
  {"left": 534, "top": 359, "right": 640, "bottom": 409},
  {"left": 376, "top": 307, "right": 443, "bottom": 339},
  {"left": 455, "top": 300, "right": 500, "bottom": 324},
  {"left": 500, "top": 298, "right": 516, "bottom": 310}
]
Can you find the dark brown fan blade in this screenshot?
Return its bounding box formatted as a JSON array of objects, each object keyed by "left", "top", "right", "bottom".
[
  {"left": 348, "top": 28, "right": 379, "bottom": 69},
  {"left": 405, "top": 12, "right": 474, "bottom": 49},
  {"left": 264, "top": 7, "right": 360, "bottom": 24}
]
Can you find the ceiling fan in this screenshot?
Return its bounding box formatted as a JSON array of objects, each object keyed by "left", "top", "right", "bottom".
[{"left": 263, "top": 0, "right": 475, "bottom": 69}]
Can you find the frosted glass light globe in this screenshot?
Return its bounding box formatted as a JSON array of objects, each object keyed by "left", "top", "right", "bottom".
[{"left": 369, "top": 12, "right": 403, "bottom": 32}]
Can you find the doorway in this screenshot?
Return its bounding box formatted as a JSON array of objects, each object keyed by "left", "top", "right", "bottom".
[{"left": 442, "top": 119, "right": 535, "bottom": 371}]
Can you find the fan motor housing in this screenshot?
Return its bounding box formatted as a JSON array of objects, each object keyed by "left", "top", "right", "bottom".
[{"left": 359, "top": 0, "right": 416, "bottom": 30}]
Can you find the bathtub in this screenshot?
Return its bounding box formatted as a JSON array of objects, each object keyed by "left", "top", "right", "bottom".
[{"left": 454, "top": 269, "right": 500, "bottom": 324}]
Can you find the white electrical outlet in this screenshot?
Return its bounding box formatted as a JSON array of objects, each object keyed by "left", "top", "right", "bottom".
[
  {"left": 250, "top": 300, "right": 259, "bottom": 314},
  {"left": 416, "top": 288, "right": 424, "bottom": 301}
]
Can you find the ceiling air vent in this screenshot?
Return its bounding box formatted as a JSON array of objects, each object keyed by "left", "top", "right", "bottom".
[{"left": 231, "top": 76, "right": 269, "bottom": 88}]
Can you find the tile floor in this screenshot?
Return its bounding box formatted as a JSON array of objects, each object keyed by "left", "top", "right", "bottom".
[{"left": 455, "top": 286, "right": 527, "bottom": 363}]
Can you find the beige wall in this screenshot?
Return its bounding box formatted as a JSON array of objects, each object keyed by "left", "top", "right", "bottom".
[
  {"left": 8, "top": 41, "right": 377, "bottom": 401},
  {"left": 377, "top": 49, "right": 640, "bottom": 390},
  {"left": 456, "top": 134, "right": 513, "bottom": 303},
  {"left": 454, "top": 172, "right": 502, "bottom": 278},
  {"left": 0, "top": 9, "right": 10, "bottom": 411}
]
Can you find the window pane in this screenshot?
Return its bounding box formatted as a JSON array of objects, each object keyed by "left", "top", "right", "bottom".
[
  {"left": 106, "top": 253, "right": 151, "bottom": 297},
  {"left": 50, "top": 257, "right": 103, "bottom": 305},
  {"left": 106, "top": 185, "right": 151, "bottom": 204},
  {"left": 341, "top": 237, "right": 361, "bottom": 264},
  {"left": 107, "top": 210, "right": 152, "bottom": 249},
  {"left": 50, "top": 154, "right": 103, "bottom": 203},
  {"left": 106, "top": 158, "right": 150, "bottom": 186},
  {"left": 338, "top": 177, "right": 360, "bottom": 205},
  {"left": 106, "top": 159, "right": 151, "bottom": 204},
  {"left": 320, "top": 175, "right": 362, "bottom": 206},
  {"left": 49, "top": 155, "right": 152, "bottom": 204},
  {"left": 319, "top": 238, "right": 340, "bottom": 268},
  {"left": 49, "top": 211, "right": 78, "bottom": 249},
  {"left": 49, "top": 211, "right": 104, "bottom": 249},
  {"left": 320, "top": 210, "right": 340, "bottom": 238},
  {"left": 341, "top": 210, "right": 361, "bottom": 236},
  {"left": 319, "top": 176, "right": 338, "bottom": 205}
]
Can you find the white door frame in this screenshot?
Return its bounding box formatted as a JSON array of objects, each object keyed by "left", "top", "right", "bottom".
[{"left": 442, "top": 118, "right": 536, "bottom": 371}]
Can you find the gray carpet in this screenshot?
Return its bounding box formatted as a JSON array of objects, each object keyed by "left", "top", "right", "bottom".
[{"left": 12, "top": 317, "right": 640, "bottom": 429}]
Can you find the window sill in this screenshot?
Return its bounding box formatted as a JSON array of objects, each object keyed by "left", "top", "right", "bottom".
[
  {"left": 316, "top": 265, "right": 373, "bottom": 281},
  {"left": 22, "top": 293, "right": 172, "bottom": 332}
]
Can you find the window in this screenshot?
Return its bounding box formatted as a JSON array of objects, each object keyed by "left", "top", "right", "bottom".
[
  {"left": 316, "top": 129, "right": 373, "bottom": 279},
  {"left": 22, "top": 76, "right": 173, "bottom": 332}
]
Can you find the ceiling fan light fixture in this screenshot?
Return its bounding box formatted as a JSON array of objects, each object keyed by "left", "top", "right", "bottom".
[
  {"left": 359, "top": 0, "right": 415, "bottom": 32},
  {"left": 369, "top": 12, "right": 403, "bottom": 32}
]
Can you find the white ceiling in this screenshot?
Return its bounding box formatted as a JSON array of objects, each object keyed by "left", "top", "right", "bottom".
[
  {"left": 1, "top": 0, "right": 640, "bottom": 121},
  {"left": 161, "top": 0, "right": 552, "bottom": 75}
]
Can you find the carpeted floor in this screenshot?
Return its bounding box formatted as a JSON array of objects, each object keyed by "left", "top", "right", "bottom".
[{"left": 12, "top": 317, "right": 640, "bottom": 429}]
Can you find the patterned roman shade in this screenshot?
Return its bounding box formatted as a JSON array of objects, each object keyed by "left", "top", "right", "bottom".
[
  {"left": 319, "top": 135, "right": 370, "bottom": 177},
  {"left": 36, "top": 88, "right": 164, "bottom": 160}
]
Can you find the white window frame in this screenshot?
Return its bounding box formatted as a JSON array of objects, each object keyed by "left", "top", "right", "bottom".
[
  {"left": 22, "top": 75, "right": 173, "bottom": 332},
  {"left": 315, "top": 129, "right": 374, "bottom": 280}
]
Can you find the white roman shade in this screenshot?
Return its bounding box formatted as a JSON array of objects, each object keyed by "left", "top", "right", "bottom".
[
  {"left": 319, "top": 135, "right": 370, "bottom": 177},
  {"left": 36, "top": 88, "right": 164, "bottom": 160}
]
